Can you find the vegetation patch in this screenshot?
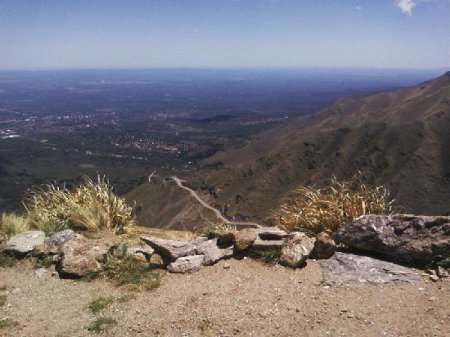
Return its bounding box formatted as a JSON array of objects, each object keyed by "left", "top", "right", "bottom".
[
  {"left": 0, "top": 294, "right": 6, "bottom": 307},
  {"left": 0, "top": 317, "right": 19, "bottom": 330},
  {"left": 17, "top": 175, "right": 135, "bottom": 236},
  {"left": 102, "top": 256, "right": 162, "bottom": 291},
  {"left": 0, "top": 213, "right": 29, "bottom": 239},
  {"left": 87, "top": 317, "right": 117, "bottom": 333},
  {"left": 88, "top": 296, "right": 114, "bottom": 314},
  {"left": 0, "top": 251, "right": 17, "bottom": 268},
  {"left": 248, "top": 248, "right": 281, "bottom": 265},
  {"left": 271, "top": 173, "right": 394, "bottom": 234}
]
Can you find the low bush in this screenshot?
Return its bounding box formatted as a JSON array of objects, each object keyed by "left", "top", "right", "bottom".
[
  {"left": 24, "top": 175, "right": 134, "bottom": 236},
  {"left": 271, "top": 173, "right": 394, "bottom": 234},
  {"left": 88, "top": 296, "right": 114, "bottom": 314}
]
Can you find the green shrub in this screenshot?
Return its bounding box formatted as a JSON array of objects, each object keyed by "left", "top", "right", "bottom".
[
  {"left": 271, "top": 173, "right": 394, "bottom": 233},
  {"left": 24, "top": 175, "right": 134, "bottom": 235}
]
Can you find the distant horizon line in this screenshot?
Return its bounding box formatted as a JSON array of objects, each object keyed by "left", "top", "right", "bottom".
[{"left": 0, "top": 66, "right": 448, "bottom": 73}]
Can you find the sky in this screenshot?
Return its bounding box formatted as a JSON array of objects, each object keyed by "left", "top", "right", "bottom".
[{"left": 0, "top": 0, "right": 449, "bottom": 70}]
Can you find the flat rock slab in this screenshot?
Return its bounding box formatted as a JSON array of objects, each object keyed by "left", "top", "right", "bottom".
[
  {"left": 196, "top": 238, "right": 233, "bottom": 265},
  {"left": 256, "top": 227, "right": 288, "bottom": 240},
  {"left": 140, "top": 236, "right": 196, "bottom": 262},
  {"left": 320, "top": 252, "right": 422, "bottom": 287},
  {"left": 5, "top": 231, "right": 46, "bottom": 255},
  {"left": 167, "top": 255, "right": 204, "bottom": 273}
]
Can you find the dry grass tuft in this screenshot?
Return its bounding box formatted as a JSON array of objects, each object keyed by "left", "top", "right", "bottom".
[
  {"left": 0, "top": 213, "right": 30, "bottom": 239},
  {"left": 24, "top": 175, "right": 134, "bottom": 235},
  {"left": 271, "top": 173, "right": 394, "bottom": 234}
]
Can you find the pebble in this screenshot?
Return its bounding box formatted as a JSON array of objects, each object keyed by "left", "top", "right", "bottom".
[{"left": 223, "top": 262, "right": 231, "bottom": 269}]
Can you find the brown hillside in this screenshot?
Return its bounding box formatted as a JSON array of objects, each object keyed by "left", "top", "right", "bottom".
[{"left": 129, "top": 72, "right": 450, "bottom": 229}]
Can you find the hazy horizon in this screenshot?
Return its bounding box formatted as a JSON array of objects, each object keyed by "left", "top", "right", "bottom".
[{"left": 1, "top": 0, "right": 449, "bottom": 70}]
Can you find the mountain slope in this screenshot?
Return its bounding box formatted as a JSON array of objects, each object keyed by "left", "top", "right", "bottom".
[{"left": 129, "top": 72, "right": 450, "bottom": 228}]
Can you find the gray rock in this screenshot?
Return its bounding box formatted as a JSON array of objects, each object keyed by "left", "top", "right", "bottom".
[
  {"left": 127, "top": 245, "right": 155, "bottom": 261},
  {"left": 334, "top": 214, "right": 450, "bottom": 266},
  {"left": 47, "top": 229, "right": 75, "bottom": 254},
  {"left": 167, "top": 255, "right": 204, "bottom": 273},
  {"left": 437, "top": 266, "right": 449, "bottom": 279},
  {"left": 252, "top": 238, "right": 284, "bottom": 249},
  {"left": 320, "top": 252, "right": 422, "bottom": 287},
  {"left": 140, "top": 236, "right": 196, "bottom": 263},
  {"left": 256, "top": 227, "right": 288, "bottom": 240},
  {"left": 280, "top": 232, "right": 314, "bottom": 268},
  {"left": 110, "top": 241, "right": 128, "bottom": 258},
  {"left": 57, "top": 234, "right": 116, "bottom": 278},
  {"left": 310, "top": 232, "right": 336, "bottom": 259},
  {"left": 234, "top": 228, "right": 257, "bottom": 252},
  {"left": 196, "top": 238, "right": 233, "bottom": 265},
  {"left": 5, "top": 231, "right": 46, "bottom": 255}
]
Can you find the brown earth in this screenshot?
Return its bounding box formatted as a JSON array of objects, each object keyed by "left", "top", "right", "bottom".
[{"left": 1, "top": 258, "right": 448, "bottom": 337}]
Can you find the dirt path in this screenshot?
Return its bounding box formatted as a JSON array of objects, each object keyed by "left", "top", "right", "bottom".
[
  {"left": 170, "top": 176, "right": 261, "bottom": 228},
  {"left": 0, "top": 259, "right": 448, "bottom": 337}
]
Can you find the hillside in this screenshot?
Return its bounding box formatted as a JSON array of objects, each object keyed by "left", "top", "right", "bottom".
[{"left": 128, "top": 72, "right": 450, "bottom": 229}]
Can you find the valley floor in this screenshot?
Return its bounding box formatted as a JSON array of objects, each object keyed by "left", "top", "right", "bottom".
[{"left": 0, "top": 259, "right": 448, "bottom": 337}]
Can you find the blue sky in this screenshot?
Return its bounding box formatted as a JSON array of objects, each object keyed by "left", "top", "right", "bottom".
[{"left": 0, "top": 0, "right": 448, "bottom": 70}]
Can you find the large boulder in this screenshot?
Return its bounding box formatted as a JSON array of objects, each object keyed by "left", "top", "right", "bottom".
[
  {"left": 280, "top": 232, "right": 314, "bottom": 268},
  {"left": 56, "top": 234, "right": 116, "bottom": 278},
  {"left": 140, "top": 236, "right": 196, "bottom": 263},
  {"left": 234, "top": 228, "right": 257, "bottom": 252},
  {"left": 334, "top": 214, "right": 450, "bottom": 266},
  {"left": 167, "top": 255, "right": 204, "bottom": 273},
  {"left": 196, "top": 238, "right": 233, "bottom": 265},
  {"left": 310, "top": 232, "right": 336, "bottom": 259},
  {"left": 47, "top": 229, "right": 76, "bottom": 254},
  {"left": 5, "top": 231, "right": 46, "bottom": 256},
  {"left": 320, "top": 252, "right": 422, "bottom": 286}
]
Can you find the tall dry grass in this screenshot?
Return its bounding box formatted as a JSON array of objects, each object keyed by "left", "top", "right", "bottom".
[
  {"left": 0, "top": 213, "right": 30, "bottom": 238},
  {"left": 271, "top": 173, "right": 394, "bottom": 234},
  {"left": 25, "top": 176, "right": 134, "bottom": 235}
]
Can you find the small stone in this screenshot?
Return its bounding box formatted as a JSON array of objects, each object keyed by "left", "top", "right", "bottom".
[
  {"left": 47, "top": 229, "right": 75, "bottom": 254},
  {"left": 436, "top": 266, "right": 449, "bottom": 278},
  {"left": 430, "top": 274, "right": 439, "bottom": 282},
  {"left": 223, "top": 262, "right": 231, "bottom": 269},
  {"left": 310, "top": 232, "right": 336, "bottom": 259},
  {"left": 167, "top": 255, "right": 204, "bottom": 273}
]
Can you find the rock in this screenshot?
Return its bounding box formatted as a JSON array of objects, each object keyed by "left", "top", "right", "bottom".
[
  {"left": 310, "top": 232, "right": 336, "bottom": 259},
  {"left": 256, "top": 227, "right": 288, "bottom": 240},
  {"left": 140, "top": 236, "right": 196, "bottom": 263},
  {"left": 5, "top": 231, "right": 46, "bottom": 256},
  {"left": 196, "top": 238, "right": 233, "bottom": 265},
  {"left": 149, "top": 253, "right": 164, "bottom": 266},
  {"left": 47, "top": 229, "right": 76, "bottom": 254},
  {"left": 334, "top": 214, "right": 450, "bottom": 266},
  {"left": 252, "top": 238, "right": 284, "bottom": 249},
  {"left": 223, "top": 262, "right": 231, "bottom": 269},
  {"left": 167, "top": 255, "right": 204, "bottom": 273},
  {"left": 234, "top": 228, "right": 257, "bottom": 252},
  {"left": 320, "top": 252, "right": 422, "bottom": 287},
  {"left": 110, "top": 242, "right": 128, "bottom": 258},
  {"left": 127, "top": 245, "right": 155, "bottom": 261},
  {"left": 217, "top": 232, "right": 236, "bottom": 246},
  {"left": 280, "top": 232, "right": 314, "bottom": 268},
  {"left": 56, "top": 234, "right": 115, "bottom": 278},
  {"left": 437, "top": 266, "right": 449, "bottom": 278}
]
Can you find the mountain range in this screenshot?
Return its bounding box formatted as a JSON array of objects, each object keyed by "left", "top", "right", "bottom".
[{"left": 128, "top": 72, "right": 450, "bottom": 230}]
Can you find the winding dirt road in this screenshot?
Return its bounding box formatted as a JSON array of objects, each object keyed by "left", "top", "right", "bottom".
[{"left": 170, "top": 176, "right": 261, "bottom": 228}]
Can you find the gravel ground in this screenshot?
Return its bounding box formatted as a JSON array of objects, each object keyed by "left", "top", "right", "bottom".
[{"left": 0, "top": 258, "right": 449, "bottom": 337}]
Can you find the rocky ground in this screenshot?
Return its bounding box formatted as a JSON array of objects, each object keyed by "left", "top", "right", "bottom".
[{"left": 0, "top": 257, "right": 449, "bottom": 337}]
